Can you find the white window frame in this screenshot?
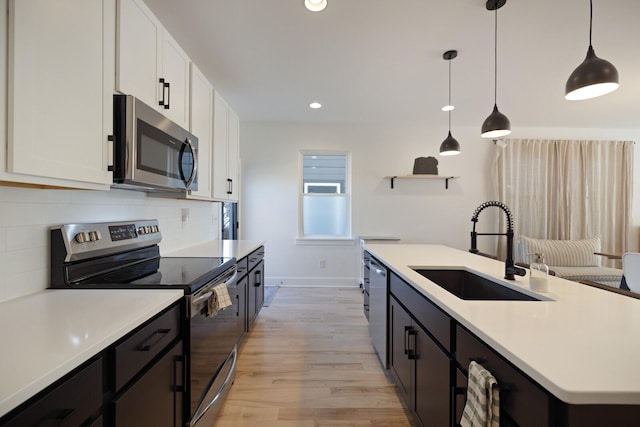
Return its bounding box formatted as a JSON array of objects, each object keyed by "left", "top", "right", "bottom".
[
  {"left": 303, "top": 182, "right": 341, "bottom": 194},
  {"left": 297, "top": 150, "right": 352, "bottom": 243}
]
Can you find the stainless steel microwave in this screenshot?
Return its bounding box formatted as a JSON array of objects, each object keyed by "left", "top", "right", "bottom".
[{"left": 112, "top": 94, "right": 198, "bottom": 192}]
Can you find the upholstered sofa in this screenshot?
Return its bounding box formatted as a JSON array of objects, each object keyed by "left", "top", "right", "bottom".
[{"left": 516, "top": 236, "right": 623, "bottom": 288}]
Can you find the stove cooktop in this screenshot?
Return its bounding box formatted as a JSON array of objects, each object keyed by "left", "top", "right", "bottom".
[{"left": 71, "top": 256, "right": 235, "bottom": 294}]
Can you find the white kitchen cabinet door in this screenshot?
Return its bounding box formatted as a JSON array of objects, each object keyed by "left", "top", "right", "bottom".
[
  {"left": 212, "top": 91, "right": 240, "bottom": 202},
  {"left": 6, "top": 0, "right": 114, "bottom": 188},
  {"left": 212, "top": 91, "right": 230, "bottom": 200},
  {"left": 161, "top": 32, "right": 191, "bottom": 129},
  {"left": 227, "top": 109, "right": 240, "bottom": 201},
  {"left": 188, "top": 63, "right": 213, "bottom": 200},
  {"left": 116, "top": 0, "right": 162, "bottom": 111},
  {"left": 116, "top": 0, "right": 190, "bottom": 129}
]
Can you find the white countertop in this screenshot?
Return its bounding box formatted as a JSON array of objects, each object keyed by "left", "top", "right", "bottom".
[
  {"left": 365, "top": 243, "right": 640, "bottom": 405},
  {"left": 0, "top": 289, "right": 183, "bottom": 417},
  {"left": 163, "top": 240, "right": 264, "bottom": 260}
]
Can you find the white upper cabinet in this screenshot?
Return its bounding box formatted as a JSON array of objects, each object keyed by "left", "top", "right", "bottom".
[
  {"left": 188, "top": 63, "right": 213, "bottom": 200},
  {"left": 4, "top": 0, "right": 114, "bottom": 189},
  {"left": 212, "top": 91, "right": 240, "bottom": 202},
  {"left": 116, "top": 0, "right": 190, "bottom": 129}
]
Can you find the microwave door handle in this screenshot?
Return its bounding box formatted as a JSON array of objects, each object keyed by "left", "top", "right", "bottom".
[{"left": 178, "top": 138, "right": 197, "bottom": 189}]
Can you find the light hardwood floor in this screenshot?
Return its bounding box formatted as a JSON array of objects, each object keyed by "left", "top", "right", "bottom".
[{"left": 215, "top": 286, "right": 416, "bottom": 427}]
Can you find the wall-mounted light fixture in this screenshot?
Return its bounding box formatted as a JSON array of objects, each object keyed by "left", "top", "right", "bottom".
[
  {"left": 304, "top": 0, "right": 327, "bottom": 12},
  {"left": 565, "top": 0, "right": 619, "bottom": 100},
  {"left": 481, "top": 0, "right": 511, "bottom": 139},
  {"left": 439, "top": 50, "right": 461, "bottom": 156}
]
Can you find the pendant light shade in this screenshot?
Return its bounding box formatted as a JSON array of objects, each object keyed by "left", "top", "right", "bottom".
[
  {"left": 439, "top": 50, "right": 461, "bottom": 156},
  {"left": 481, "top": 104, "right": 511, "bottom": 138},
  {"left": 440, "top": 131, "right": 461, "bottom": 156},
  {"left": 481, "top": 0, "right": 511, "bottom": 139},
  {"left": 565, "top": 1, "right": 619, "bottom": 100}
]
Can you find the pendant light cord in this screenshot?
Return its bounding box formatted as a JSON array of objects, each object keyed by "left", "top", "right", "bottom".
[
  {"left": 448, "top": 58, "right": 452, "bottom": 130},
  {"left": 493, "top": 2, "right": 498, "bottom": 105},
  {"left": 588, "top": 0, "right": 593, "bottom": 47}
]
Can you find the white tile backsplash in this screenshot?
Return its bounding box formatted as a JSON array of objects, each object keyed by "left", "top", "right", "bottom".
[{"left": 0, "top": 186, "right": 221, "bottom": 302}]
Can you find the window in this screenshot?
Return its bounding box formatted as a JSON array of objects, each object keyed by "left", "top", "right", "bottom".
[{"left": 299, "top": 152, "right": 351, "bottom": 239}]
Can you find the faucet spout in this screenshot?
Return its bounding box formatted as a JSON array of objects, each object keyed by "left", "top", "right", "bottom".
[{"left": 469, "top": 201, "right": 526, "bottom": 280}]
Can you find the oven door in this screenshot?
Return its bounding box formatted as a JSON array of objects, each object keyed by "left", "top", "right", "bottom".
[{"left": 187, "top": 268, "right": 238, "bottom": 427}]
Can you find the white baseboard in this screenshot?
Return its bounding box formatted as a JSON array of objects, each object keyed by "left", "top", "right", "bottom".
[{"left": 266, "top": 276, "right": 360, "bottom": 287}]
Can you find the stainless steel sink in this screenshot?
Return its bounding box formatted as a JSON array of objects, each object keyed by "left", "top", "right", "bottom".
[{"left": 412, "top": 269, "right": 542, "bottom": 301}]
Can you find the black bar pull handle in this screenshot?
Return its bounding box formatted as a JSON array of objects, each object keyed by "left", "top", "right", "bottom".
[
  {"left": 34, "top": 408, "right": 77, "bottom": 427},
  {"left": 158, "top": 78, "right": 166, "bottom": 107},
  {"left": 166, "top": 81, "right": 171, "bottom": 110},
  {"left": 136, "top": 328, "right": 171, "bottom": 352},
  {"left": 227, "top": 178, "right": 233, "bottom": 194},
  {"left": 254, "top": 270, "right": 262, "bottom": 286},
  {"left": 407, "top": 329, "right": 418, "bottom": 360},
  {"left": 404, "top": 325, "right": 411, "bottom": 355}
]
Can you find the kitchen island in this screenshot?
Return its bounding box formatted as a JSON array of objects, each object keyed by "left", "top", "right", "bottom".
[{"left": 365, "top": 243, "right": 640, "bottom": 425}]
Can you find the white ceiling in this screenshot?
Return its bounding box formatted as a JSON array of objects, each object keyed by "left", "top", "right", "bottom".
[{"left": 143, "top": 0, "right": 640, "bottom": 129}]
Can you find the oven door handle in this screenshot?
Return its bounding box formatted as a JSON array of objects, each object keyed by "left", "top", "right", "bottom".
[
  {"left": 192, "top": 291, "right": 213, "bottom": 306},
  {"left": 190, "top": 269, "right": 238, "bottom": 309}
]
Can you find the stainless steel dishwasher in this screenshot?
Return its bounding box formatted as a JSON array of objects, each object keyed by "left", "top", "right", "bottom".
[{"left": 369, "top": 256, "right": 388, "bottom": 368}]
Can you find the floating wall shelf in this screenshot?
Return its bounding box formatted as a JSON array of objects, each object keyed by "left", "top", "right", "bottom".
[{"left": 384, "top": 175, "right": 459, "bottom": 190}]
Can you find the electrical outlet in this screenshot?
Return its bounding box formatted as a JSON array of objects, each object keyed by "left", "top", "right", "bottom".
[{"left": 319, "top": 259, "right": 326, "bottom": 269}]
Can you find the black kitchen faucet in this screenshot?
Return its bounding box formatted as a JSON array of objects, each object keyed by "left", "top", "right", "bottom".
[{"left": 469, "top": 201, "right": 526, "bottom": 280}]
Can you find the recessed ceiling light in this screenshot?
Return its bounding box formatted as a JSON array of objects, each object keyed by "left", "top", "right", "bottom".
[
  {"left": 309, "top": 102, "right": 322, "bottom": 109},
  {"left": 304, "top": 0, "right": 327, "bottom": 12}
]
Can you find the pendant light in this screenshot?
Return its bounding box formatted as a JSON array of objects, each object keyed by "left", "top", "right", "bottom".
[
  {"left": 481, "top": 0, "right": 511, "bottom": 139},
  {"left": 565, "top": 0, "right": 619, "bottom": 100},
  {"left": 439, "top": 50, "right": 461, "bottom": 156}
]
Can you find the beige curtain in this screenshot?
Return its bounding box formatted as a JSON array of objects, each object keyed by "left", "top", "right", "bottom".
[{"left": 492, "top": 139, "right": 634, "bottom": 267}]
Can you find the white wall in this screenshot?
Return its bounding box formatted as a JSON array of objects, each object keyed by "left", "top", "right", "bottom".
[
  {"left": 240, "top": 122, "right": 499, "bottom": 287},
  {"left": 0, "top": 187, "right": 220, "bottom": 302},
  {"left": 240, "top": 122, "right": 640, "bottom": 287}
]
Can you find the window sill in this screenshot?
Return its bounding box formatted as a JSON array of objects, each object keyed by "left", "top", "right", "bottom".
[{"left": 295, "top": 237, "right": 357, "bottom": 246}]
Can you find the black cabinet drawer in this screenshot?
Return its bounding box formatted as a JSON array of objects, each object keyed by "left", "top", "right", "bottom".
[
  {"left": 236, "top": 257, "right": 249, "bottom": 279},
  {"left": 389, "top": 271, "right": 453, "bottom": 352},
  {"left": 247, "top": 246, "right": 264, "bottom": 272},
  {"left": 456, "top": 325, "right": 551, "bottom": 427},
  {"left": 114, "top": 303, "right": 181, "bottom": 391},
  {"left": 2, "top": 357, "right": 103, "bottom": 427}
]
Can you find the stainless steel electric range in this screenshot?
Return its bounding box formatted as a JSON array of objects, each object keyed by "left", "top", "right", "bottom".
[{"left": 49, "top": 219, "right": 239, "bottom": 427}]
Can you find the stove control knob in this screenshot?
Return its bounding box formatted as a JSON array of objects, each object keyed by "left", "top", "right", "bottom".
[
  {"left": 74, "top": 232, "right": 89, "bottom": 243},
  {"left": 138, "top": 226, "right": 146, "bottom": 235},
  {"left": 152, "top": 225, "right": 159, "bottom": 233},
  {"left": 89, "top": 231, "right": 101, "bottom": 241}
]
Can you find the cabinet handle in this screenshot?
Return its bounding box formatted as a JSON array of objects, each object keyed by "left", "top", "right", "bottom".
[
  {"left": 404, "top": 326, "right": 411, "bottom": 355},
  {"left": 136, "top": 328, "right": 171, "bottom": 352},
  {"left": 173, "top": 355, "right": 185, "bottom": 427},
  {"left": 254, "top": 271, "right": 262, "bottom": 287},
  {"left": 173, "top": 355, "right": 186, "bottom": 393},
  {"left": 166, "top": 81, "right": 171, "bottom": 110},
  {"left": 158, "top": 78, "right": 167, "bottom": 107},
  {"left": 34, "top": 408, "right": 77, "bottom": 427},
  {"left": 407, "top": 329, "right": 418, "bottom": 360},
  {"left": 227, "top": 178, "right": 233, "bottom": 195}
]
